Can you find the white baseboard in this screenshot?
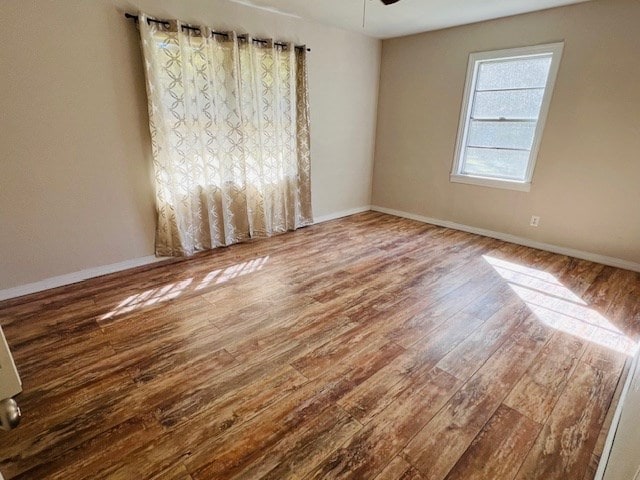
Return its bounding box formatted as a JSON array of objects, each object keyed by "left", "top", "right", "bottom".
[
  {"left": 3, "top": 204, "right": 636, "bottom": 302},
  {"left": 314, "top": 205, "right": 372, "bottom": 224},
  {"left": 0, "top": 256, "right": 164, "bottom": 302},
  {"left": 371, "top": 205, "right": 640, "bottom": 273},
  {"left": 0, "top": 206, "right": 373, "bottom": 302}
]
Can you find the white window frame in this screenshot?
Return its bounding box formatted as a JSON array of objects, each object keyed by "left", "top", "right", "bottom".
[{"left": 450, "top": 42, "right": 564, "bottom": 192}]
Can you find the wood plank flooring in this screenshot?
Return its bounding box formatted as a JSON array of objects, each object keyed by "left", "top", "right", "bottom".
[{"left": 0, "top": 212, "right": 638, "bottom": 479}]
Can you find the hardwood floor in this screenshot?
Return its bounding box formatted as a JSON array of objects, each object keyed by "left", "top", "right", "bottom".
[{"left": 0, "top": 212, "right": 638, "bottom": 479}]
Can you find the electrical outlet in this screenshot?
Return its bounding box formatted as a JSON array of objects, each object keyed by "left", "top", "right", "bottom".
[{"left": 530, "top": 216, "right": 540, "bottom": 227}]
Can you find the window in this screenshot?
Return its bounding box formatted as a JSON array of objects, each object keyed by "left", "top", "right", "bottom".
[{"left": 451, "top": 42, "right": 564, "bottom": 191}]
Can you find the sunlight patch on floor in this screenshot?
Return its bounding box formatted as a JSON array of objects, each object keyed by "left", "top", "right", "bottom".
[
  {"left": 198, "top": 255, "right": 269, "bottom": 289},
  {"left": 483, "top": 255, "right": 637, "bottom": 356},
  {"left": 100, "top": 255, "right": 269, "bottom": 320}
]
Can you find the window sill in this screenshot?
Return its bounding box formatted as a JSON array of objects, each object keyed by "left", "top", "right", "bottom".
[{"left": 450, "top": 174, "right": 531, "bottom": 192}]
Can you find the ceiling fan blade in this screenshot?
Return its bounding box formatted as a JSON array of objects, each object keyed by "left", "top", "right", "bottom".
[{"left": 380, "top": 0, "right": 401, "bottom": 4}]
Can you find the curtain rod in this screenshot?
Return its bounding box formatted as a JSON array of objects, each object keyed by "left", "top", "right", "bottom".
[{"left": 124, "top": 13, "right": 310, "bottom": 52}]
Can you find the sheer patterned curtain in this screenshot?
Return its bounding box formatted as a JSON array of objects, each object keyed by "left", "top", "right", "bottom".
[{"left": 138, "top": 13, "right": 313, "bottom": 256}]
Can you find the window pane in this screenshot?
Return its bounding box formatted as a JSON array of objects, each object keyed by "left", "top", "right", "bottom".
[
  {"left": 476, "top": 56, "right": 552, "bottom": 90},
  {"left": 472, "top": 89, "right": 545, "bottom": 120},
  {"left": 462, "top": 147, "right": 530, "bottom": 180},
  {"left": 467, "top": 120, "right": 536, "bottom": 150}
]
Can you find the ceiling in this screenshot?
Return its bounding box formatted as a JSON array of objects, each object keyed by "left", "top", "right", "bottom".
[{"left": 228, "top": 0, "right": 590, "bottom": 39}]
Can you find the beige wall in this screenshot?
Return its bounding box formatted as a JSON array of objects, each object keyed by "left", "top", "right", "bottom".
[
  {"left": 0, "top": 0, "right": 380, "bottom": 290},
  {"left": 372, "top": 0, "right": 640, "bottom": 264}
]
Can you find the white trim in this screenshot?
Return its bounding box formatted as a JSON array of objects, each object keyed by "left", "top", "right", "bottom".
[
  {"left": 313, "top": 205, "right": 372, "bottom": 224},
  {"left": 451, "top": 42, "right": 564, "bottom": 189},
  {"left": 0, "top": 256, "right": 164, "bottom": 302},
  {"left": 3, "top": 204, "right": 637, "bottom": 302},
  {"left": 0, "top": 206, "right": 373, "bottom": 302},
  {"left": 450, "top": 174, "right": 531, "bottom": 192},
  {"left": 0, "top": 325, "right": 21, "bottom": 399},
  {"left": 371, "top": 205, "right": 640, "bottom": 273},
  {"left": 595, "top": 351, "right": 640, "bottom": 480}
]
